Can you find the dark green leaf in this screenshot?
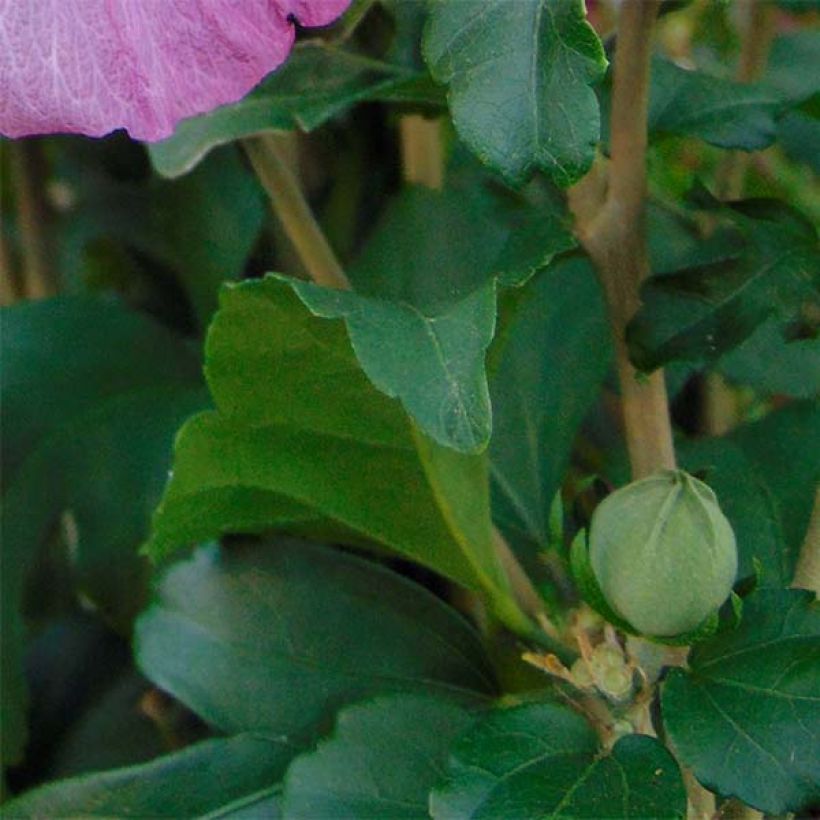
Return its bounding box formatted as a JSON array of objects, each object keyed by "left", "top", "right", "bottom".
[
  {"left": 717, "top": 316, "right": 820, "bottom": 399},
  {"left": 431, "top": 702, "right": 686, "bottom": 818},
  {"left": 662, "top": 589, "right": 820, "bottom": 814},
  {"left": 48, "top": 673, "right": 165, "bottom": 780},
  {"left": 2, "top": 734, "right": 296, "bottom": 818},
  {"left": 292, "top": 279, "right": 496, "bottom": 454},
  {"left": 283, "top": 694, "right": 473, "bottom": 818},
  {"left": 145, "top": 274, "right": 532, "bottom": 630},
  {"left": 647, "top": 58, "right": 783, "bottom": 150},
  {"left": 136, "top": 540, "right": 495, "bottom": 738},
  {"left": 0, "top": 296, "right": 205, "bottom": 767},
  {"left": 424, "top": 0, "right": 607, "bottom": 186},
  {"left": 149, "top": 45, "right": 442, "bottom": 178},
  {"left": 628, "top": 199, "right": 819, "bottom": 371},
  {"left": 293, "top": 185, "right": 574, "bottom": 452},
  {"left": 679, "top": 400, "right": 820, "bottom": 586},
  {"left": 59, "top": 146, "right": 264, "bottom": 329},
  {"left": 766, "top": 31, "right": 820, "bottom": 104},
  {"left": 490, "top": 257, "right": 611, "bottom": 560}
]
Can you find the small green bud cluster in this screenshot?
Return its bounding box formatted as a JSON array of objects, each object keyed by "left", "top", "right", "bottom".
[
  {"left": 570, "top": 643, "right": 634, "bottom": 703},
  {"left": 589, "top": 469, "right": 737, "bottom": 638}
]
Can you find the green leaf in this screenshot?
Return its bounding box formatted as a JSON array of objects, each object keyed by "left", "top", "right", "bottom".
[
  {"left": 424, "top": 0, "right": 607, "bottom": 186},
  {"left": 647, "top": 57, "right": 783, "bottom": 150},
  {"left": 717, "top": 316, "right": 820, "bottom": 399},
  {"left": 2, "top": 733, "right": 297, "bottom": 818},
  {"left": 136, "top": 540, "right": 495, "bottom": 739},
  {"left": 0, "top": 296, "right": 205, "bottom": 768},
  {"left": 679, "top": 400, "right": 820, "bottom": 586},
  {"left": 662, "top": 589, "right": 820, "bottom": 814},
  {"left": 145, "top": 273, "right": 532, "bottom": 627},
  {"left": 149, "top": 44, "right": 443, "bottom": 178},
  {"left": 430, "top": 702, "right": 686, "bottom": 818},
  {"left": 291, "top": 278, "right": 495, "bottom": 454},
  {"left": 291, "top": 185, "right": 574, "bottom": 452},
  {"left": 489, "top": 257, "right": 611, "bottom": 560},
  {"left": 628, "top": 199, "right": 819, "bottom": 371},
  {"left": 283, "top": 694, "right": 474, "bottom": 818}
]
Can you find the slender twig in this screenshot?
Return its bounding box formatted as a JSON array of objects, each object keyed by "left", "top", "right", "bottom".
[
  {"left": 0, "top": 219, "right": 21, "bottom": 305},
  {"left": 399, "top": 115, "right": 445, "bottom": 190},
  {"left": 572, "top": 0, "right": 676, "bottom": 479},
  {"left": 9, "top": 140, "right": 56, "bottom": 299},
  {"left": 242, "top": 134, "right": 350, "bottom": 290}
]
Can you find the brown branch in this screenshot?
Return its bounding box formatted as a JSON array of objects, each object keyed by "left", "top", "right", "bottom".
[
  {"left": 242, "top": 134, "right": 350, "bottom": 290},
  {"left": 9, "top": 140, "right": 57, "bottom": 299},
  {"left": 573, "top": 0, "right": 676, "bottom": 479},
  {"left": 399, "top": 115, "right": 444, "bottom": 190}
]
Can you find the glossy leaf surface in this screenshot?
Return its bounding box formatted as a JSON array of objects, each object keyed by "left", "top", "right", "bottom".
[{"left": 137, "top": 540, "right": 495, "bottom": 738}]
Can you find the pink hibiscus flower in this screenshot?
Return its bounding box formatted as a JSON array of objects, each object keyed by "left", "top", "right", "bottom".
[{"left": 0, "top": 0, "right": 351, "bottom": 142}]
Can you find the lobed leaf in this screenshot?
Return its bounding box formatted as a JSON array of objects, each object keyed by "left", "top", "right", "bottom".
[
  {"left": 424, "top": 0, "right": 607, "bottom": 186},
  {"left": 144, "top": 274, "right": 528, "bottom": 627},
  {"left": 283, "top": 694, "right": 474, "bottom": 818},
  {"left": 662, "top": 589, "right": 820, "bottom": 814},
  {"left": 431, "top": 702, "right": 686, "bottom": 818}
]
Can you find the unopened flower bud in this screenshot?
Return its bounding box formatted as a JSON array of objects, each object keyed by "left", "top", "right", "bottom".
[{"left": 589, "top": 470, "right": 737, "bottom": 638}]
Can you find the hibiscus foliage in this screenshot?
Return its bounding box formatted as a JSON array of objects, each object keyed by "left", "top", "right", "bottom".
[{"left": 1, "top": 1, "right": 818, "bottom": 817}]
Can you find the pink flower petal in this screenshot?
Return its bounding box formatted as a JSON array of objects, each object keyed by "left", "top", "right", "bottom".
[{"left": 0, "top": 0, "right": 351, "bottom": 141}]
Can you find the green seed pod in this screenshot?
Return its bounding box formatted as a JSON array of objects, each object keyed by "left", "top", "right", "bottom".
[{"left": 589, "top": 470, "right": 737, "bottom": 637}]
